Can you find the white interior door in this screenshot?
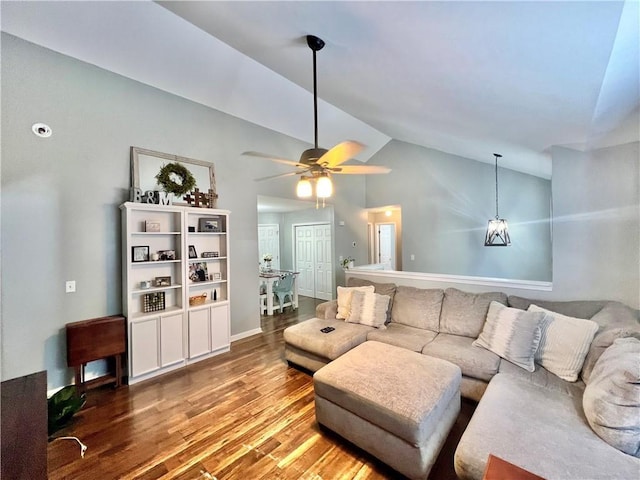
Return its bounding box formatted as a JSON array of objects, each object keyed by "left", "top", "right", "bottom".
[
  {"left": 314, "top": 224, "right": 333, "bottom": 300},
  {"left": 295, "top": 223, "right": 333, "bottom": 300},
  {"left": 376, "top": 223, "right": 396, "bottom": 270},
  {"left": 258, "top": 224, "right": 280, "bottom": 270},
  {"left": 295, "top": 226, "right": 315, "bottom": 297}
]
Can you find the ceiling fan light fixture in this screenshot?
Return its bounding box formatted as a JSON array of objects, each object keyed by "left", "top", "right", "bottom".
[
  {"left": 296, "top": 176, "right": 313, "bottom": 198},
  {"left": 316, "top": 174, "right": 333, "bottom": 198}
]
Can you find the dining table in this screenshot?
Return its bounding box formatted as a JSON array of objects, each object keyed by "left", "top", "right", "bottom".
[{"left": 259, "top": 269, "right": 299, "bottom": 315}]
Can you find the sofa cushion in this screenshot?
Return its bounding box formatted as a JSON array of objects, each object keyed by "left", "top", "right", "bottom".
[
  {"left": 507, "top": 295, "right": 607, "bottom": 319},
  {"left": 528, "top": 304, "right": 599, "bottom": 382},
  {"left": 582, "top": 302, "right": 640, "bottom": 383},
  {"left": 316, "top": 299, "right": 338, "bottom": 320},
  {"left": 283, "top": 318, "right": 373, "bottom": 360},
  {"left": 391, "top": 286, "right": 443, "bottom": 331},
  {"left": 346, "top": 291, "right": 390, "bottom": 329},
  {"left": 440, "top": 288, "right": 507, "bottom": 338},
  {"left": 583, "top": 337, "right": 640, "bottom": 458},
  {"left": 422, "top": 334, "right": 500, "bottom": 382},
  {"left": 498, "top": 359, "right": 585, "bottom": 398},
  {"left": 473, "top": 302, "right": 544, "bottom": 372},
  {"left": 454, "top": 373, "right": 640, "bottom": 480},
  {"left": 347, "top": 277, "right": 397, "bottom": 323},
  {"left": 367, "top": 323, "right": 437, "bottom": 352},
  {"left": 336, "top": 285, "right": 374, "bottom": 319}
]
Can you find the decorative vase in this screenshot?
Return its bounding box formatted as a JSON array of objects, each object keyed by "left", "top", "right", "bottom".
[{"left": 265, "top": 260, "right": 272, "bottom": 272}]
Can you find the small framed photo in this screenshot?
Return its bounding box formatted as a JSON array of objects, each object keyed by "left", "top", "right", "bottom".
[
  {"left": 132, "top": 246, "right": 149, "bottom": 262},
  {"left": 145, "top": 221, "right": 161, "bottom": 232},
  {"left": 213, "top": 272, "right": 222, "bottom": 280},
  {"left": 158, "top": 250, "right": 175, "bottom": 261},
  {"left": 154, "top": 276, "right": 171, "bottom": 287},
  {"left": 189, "top": 262, "right": 209, "bottom": 282},
  {"left": 188, "top": 245, "right": 198, "bottom": 259},
  {"left": 199, "top": 217, "right": 220, "bottom": 233}
]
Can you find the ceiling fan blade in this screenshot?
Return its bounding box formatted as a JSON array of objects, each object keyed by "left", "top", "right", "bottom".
[
  {"left": 330, "top": 165, "right": 391, "bottom": 174},
  {"left": 242, "top": 151, "right": 305, "bottom": 168},
  {"left": 319, "top": 141, "right": 365, "bottom": 168},
  {"left": 254, "top": 170, "right": 307, "bottom": 182}
]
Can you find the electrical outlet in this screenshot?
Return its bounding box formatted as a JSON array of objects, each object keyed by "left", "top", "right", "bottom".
[
  {"left": 411, "top": 254, "right": 415, "bottom": 261},
  {"left": 65, "top": 281, "right": 76, "bottom": 293}
]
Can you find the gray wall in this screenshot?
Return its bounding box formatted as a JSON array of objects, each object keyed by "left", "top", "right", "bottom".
[
  {"left": 0, "top": 34, "right": 366, "bottom": 388},
  {"left": 551, "top": 143, "right": 639, "bottom": 307},
  {"left": 365, "top": 141, "right": 553, "bottom": 281}
]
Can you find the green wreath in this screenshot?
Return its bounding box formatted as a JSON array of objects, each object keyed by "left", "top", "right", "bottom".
[{"left": 155, "top": 162, "right": 196, "bottom": 196}]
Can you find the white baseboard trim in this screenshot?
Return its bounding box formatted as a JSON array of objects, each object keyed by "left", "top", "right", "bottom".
[{"left": 230, "top": 328, "right": 263, "bottom": 342}]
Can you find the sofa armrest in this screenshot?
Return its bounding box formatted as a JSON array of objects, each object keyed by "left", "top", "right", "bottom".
[{"left": 316, "top": 300, "right": 338, "bottom": 320}]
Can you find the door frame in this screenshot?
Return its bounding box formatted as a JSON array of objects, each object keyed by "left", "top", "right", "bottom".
[{"left": 374, "top": 221, "right": 397, "bottom": 269}]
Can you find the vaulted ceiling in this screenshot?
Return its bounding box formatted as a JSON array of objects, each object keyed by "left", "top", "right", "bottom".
[{"left": 3, "top": 1, "right": 638, "bottom": 179}]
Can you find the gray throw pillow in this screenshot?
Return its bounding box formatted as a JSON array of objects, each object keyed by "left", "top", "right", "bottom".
[{"left": 583, "top": 337, "right": 640, "bottom": 458}]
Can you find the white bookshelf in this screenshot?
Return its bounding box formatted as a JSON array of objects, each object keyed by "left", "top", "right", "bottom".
[{"left": 121, "top": 202, "right": 231, "bottom": 384}]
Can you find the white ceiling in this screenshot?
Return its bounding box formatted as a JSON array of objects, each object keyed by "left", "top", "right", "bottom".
[{"left": 2, "top": 1, "right": 638, "bottom": 179}]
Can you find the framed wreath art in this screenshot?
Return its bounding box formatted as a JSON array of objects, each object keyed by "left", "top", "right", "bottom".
[
  {"left": 130, "top": 147, "right": 217, "bottom": 206},
  {"left": 155, "top": 162, "right": 196, "bottom": 196}
]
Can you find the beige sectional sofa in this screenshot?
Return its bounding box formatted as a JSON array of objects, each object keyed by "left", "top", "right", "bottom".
[{"left": 283, "top": 278, "right": 640, "bottom": 479}]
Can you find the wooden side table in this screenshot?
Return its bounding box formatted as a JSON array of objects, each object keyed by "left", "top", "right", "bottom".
[
  {"left": 483, "top": 454, "right": 545, "bottom": 480},
  {"left": 66, "top": 315, "right": 126, "bottom": 391}
]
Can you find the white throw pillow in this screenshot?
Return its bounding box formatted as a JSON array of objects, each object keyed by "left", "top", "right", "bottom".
[
  {"left": 528, "top": 304, "right": 599, "bottom": 382},
  {"left": 336, "top": 285, "right": 374, "bottom": 319},
  {"left": 473, "top": 301, "right": 545, "bottom": 372},
  {"left": 346, "top": 291, "right": 390, "bottom": 329}
]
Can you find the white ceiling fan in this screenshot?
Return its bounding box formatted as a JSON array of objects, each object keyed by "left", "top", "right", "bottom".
[{"left": 243, "top": 35, "right": 391, "bottom": 198}]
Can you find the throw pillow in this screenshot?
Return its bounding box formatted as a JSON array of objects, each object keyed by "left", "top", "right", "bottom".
[
  {"left": 440, "top": 288, "right": 508, "bottom": 338},
  {"left": 336, "top": 285, "right": 374, "bottom": 319},
  {"left": 583, "top": 337, "right": 640, "bottom": 458},
  {"left": 347, "top": 277, "right": 397, "bottom": 323},
  {"left": 528, "top": 304, "right": 599, "bottom": 382},
  {"left": 473, "top": 301, "right": 544, "bottom": 372},
  {"left": 346, "top": 291, "right": 390, "bottom": 329}
]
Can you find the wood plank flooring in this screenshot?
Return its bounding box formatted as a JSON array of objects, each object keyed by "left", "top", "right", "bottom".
[{"left": 48, "top": 297, "right": 475, "bottom": 480}]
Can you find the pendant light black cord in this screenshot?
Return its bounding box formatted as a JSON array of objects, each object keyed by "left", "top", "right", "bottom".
[{"left": 494, "top": 153, "right": 502, "bottom": 219}]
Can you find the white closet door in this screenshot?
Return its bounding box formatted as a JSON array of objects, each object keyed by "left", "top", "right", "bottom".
[
  {"left": 295, "top": 225, "right": 315, "bottom": 297},
  {"left": 314, "top": 224, "right": 333, "bottom": 300},
  {"left": 295, "top": 223, "right": 333, "bottom": 300}
]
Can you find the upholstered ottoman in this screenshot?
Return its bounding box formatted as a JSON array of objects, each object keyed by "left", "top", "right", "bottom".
[
  {"left": 284, "top": 317, "right": 374, "bottom": 372},
  {"left": 314, "top": 341, "right": 462, "bottom": 479}
]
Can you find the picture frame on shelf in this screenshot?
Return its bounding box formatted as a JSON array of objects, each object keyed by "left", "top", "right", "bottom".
[
  {"left": 201, "top": 251, "right": 218, "bottom": 258},
  {"left": 142, "top": 292, "right": 165, "bottom": 313},
  {"left": 132, "top": 246, "right": 149, "bottom": 262},
  {"left": 188, "top": 245, "right": 197, "bottom": 259},
  {"left": 189, "top": 262, "right": 209, "bottom": 282},
  {"left": 213, "top": 272, "right": 222, "bottom": 280},
  {"left": 144, "top": 221, "right": 161, "bottom": 232},
  {"left": 158, "top": 250, "right": 175, "bottom": 261},
  {"left": 154, "top": 276, "right": 171, "bottom": 287},
  {"left": 199, "top": 217, "right": 220, "bottom": 233}
]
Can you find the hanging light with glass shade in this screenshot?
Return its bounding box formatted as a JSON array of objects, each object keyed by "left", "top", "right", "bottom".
[
  {"left": 484, "top": 153, "right": 511, "bottom": 246},
  {"left": 296, "top": 176, "right": 313, "bottom": 198}
]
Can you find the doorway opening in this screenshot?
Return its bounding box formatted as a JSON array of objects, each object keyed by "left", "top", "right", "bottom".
[{"left": 367, "top": 206, "right": 402, "bottom": 271}]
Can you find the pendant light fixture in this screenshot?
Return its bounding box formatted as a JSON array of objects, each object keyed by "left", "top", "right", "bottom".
[{"left": 484, "top": 153, "right": 511, "bottom": 246}]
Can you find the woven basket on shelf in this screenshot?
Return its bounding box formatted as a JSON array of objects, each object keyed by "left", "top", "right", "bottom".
[{"left": 189, "top": 293, "right": 207, "bottom": 306}]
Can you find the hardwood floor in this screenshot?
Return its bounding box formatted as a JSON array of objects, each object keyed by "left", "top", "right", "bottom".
[{"left": 48, "top": 297, "right": 475, "bottom": 479}]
